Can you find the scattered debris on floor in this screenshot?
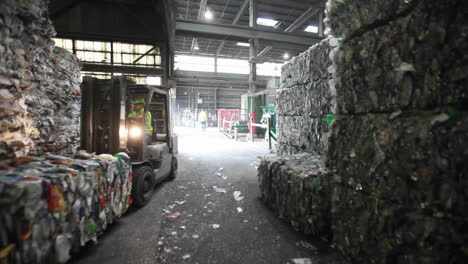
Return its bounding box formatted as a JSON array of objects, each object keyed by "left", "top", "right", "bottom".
[
  {"left": 168, "top": 211, "right": 182, "bottom": 219},
  {"left": 289, "top": 258, "right": 313, "bottom": 264},
  {"left": 212, "top": 224, "right": 220, "bottom": 229},
  {"left": 233, "top": 191, "right": 244, "bottom": 201},
  {"left": 182, "top": 254, "right": 191, "bottom": 260},
  {"left": 237, "top": 207, "right": 243, "bottom": 213},
  {"left": 213, "top": 186, "right": 227, "bottom": 193},
  {"left": 298, "top": 241, "right": 318, "bottom": 251}
]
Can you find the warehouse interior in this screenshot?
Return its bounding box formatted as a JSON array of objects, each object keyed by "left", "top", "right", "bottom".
[{"left": 0, "top": 0, "right": 466, "bottom": 263}]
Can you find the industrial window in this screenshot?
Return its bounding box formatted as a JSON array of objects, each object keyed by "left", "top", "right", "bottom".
[
  {"left": 80, "top": 72, "right": 153, "bottom": 85},
  {"left": 53, "top": 38, "right": 162, "bottom": 68},
  {"left": 174, "top": 55, "right": 215, "bottom": 72},
  {"left": 257, "top": 62, "right": 281, "bottom": 77},
  {"left": 217, "top": 58, "right": 249, "bottom": 74}
]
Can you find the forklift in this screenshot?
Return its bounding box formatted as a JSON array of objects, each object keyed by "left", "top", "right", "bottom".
[{"left": 80, "top": 77, "right": 178, "bottom": 207}]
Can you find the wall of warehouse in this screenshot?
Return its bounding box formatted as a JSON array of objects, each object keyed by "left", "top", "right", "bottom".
[
  {"left": 259, "top": 0, "right": 467, "bottom": 263},
  {"left": 0, "top": 0, "right": 81, "bottom": 157}
]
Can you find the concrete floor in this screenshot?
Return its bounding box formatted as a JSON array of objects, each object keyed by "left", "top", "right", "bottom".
[{"left": 72, "top": 127, "right": 347, "bottom": 264}]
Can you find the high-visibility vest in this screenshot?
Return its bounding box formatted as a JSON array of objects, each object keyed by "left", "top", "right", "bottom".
[{"left": 128, "top": 109, "right": 153, "bottom": 135}]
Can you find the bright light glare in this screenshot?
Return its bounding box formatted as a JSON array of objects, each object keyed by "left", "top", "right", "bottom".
[
  {"left": 147, "top": 76, "right": 161, "bottom": 85},
  {"left": 257, "top": 18, "right": 278, "bottom": 27},
  {"left": 194, "top": 45, "right": 200, "bottom": 50},
  {"left": 283, "top": 53, "right": 290, "bottom": 60},
  {"left": 236, "top": 42, "right": 250, "bottom": 47},
  {"left": 205, "top": 10, "right": 213, "bottom": 20},
  {"left": 304, "top": 25, "right": 319, "bottom": 33},
  {"left": 129, "top": 127, "right": 142, "bottom": 138},
  {"left": 119, "top": 126, "right": 127, "bottom": 137}
]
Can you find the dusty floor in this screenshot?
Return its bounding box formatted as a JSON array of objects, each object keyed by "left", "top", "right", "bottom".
[{"left": 72, "top": 127, "right": 347, "bottom": 264}]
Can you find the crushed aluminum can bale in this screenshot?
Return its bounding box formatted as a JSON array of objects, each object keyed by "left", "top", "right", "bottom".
[
  {"left": 0, "top": 151, "right": 132, "bottom": 263},
  {"left": 233, "top": 191, "right": 244, "bottom": 201}
]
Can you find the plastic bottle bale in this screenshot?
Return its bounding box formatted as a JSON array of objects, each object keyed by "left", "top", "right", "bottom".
[
  {"left": 258, "top": 154, "right": 333, "bottom": 235},
  {"left": 276, "top": 81, "right": 333, "bottom": 118},
  {"left": 280, "top": 39, "right": 332, "bottom": 89},
  {"left": 331, "top": 184, "right": 467, "bottom": 264},
  {"left": 330, "top": 1, "right": 467, "bottom": 114},
  {"left": 327, "top": 109, "right": 468, "bottom": 213},
  {"left": 277, "top": 116, "right": 330, "bottom": 156}
]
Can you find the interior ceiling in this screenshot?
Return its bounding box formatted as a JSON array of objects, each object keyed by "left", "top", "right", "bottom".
[{"left": 174, "top": 0, "right": 326, "bottom": 63}]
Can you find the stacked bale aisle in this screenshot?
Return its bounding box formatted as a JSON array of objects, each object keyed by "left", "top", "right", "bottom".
[{"left": 259, "top": 0, "right": 467, "bottom": 262}]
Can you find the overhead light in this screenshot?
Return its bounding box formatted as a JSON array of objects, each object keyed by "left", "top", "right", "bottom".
[
  {"left": 283, "top": 53, "right": 290, "bottom": 60},
  {"left": 236, "top": 42, "right": 250, "bottom": 47},
  {"left": 205, "top": 10, "right": 213, "bottom": 20},
  {"left": 304, "top": 25, "right": 319, "bottom": 33},
  {"left": 257, "top": 17, "right": 278, "bottom": 27}
]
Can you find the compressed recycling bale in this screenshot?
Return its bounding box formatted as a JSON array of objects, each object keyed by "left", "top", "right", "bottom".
[
  {"left": 277, "top": 116, "right": 330, "bottom": 155},
  {"left": 327, "top": 108, "right": 468, "bottom": 216},
  {"left": 258, "top": 154, "right": 332, "bottom": 235},
  {"left": 328, "top": 0, "right": 468, "bottom": 114},
  {"left": 26, "top": 47, "right": 82, "bottom": 155},
  {"left": 0, "top": 151, "right": 132, "bottom": 263},
  {"left": 276, "top": 81, "right": 334, "bottom": 117},
  {"left": 280, "top": 39, "right": 331, "bottom": 89},
  {"left": 0, "top": 0, "right": 81, "bottom": 157},
  {"left": 331, "top": 185, "right": 466, "bottom": 264}
]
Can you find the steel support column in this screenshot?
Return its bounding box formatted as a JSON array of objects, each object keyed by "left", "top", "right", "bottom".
[
  {"left": 318, "top": 11, "right": 324, "bottom": 38},
  {"left": 249, "top": 0, "right": 257, "bottom": 113}
]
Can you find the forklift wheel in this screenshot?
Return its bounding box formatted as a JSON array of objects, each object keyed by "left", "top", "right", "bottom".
[
  {"left": 132, "top": 166, "right": 155, "bottom": 208},
  {"left": 168, "top": 157, "right": 178, "bottom": 180}
]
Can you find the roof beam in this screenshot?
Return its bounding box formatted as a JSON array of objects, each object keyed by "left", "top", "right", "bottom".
[
  {"left": 284, "top": 7, "right": 319, "bottom": 32},
  {"left": 82, "top": 63, "right": 164, "bottom": 75},
  {"left": 216, "top": 0, "right": 249, "bottom": 56},
  {"left": 176, "top": 19, "right": 320, "bottom": 46},
  {"left": 253, "top": 6, "right": 321, "bottom": 61}
]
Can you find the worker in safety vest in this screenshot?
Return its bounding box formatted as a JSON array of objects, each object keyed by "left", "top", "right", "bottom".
[
  {"left": 198, "top": 109, "right": 208, "bottom": 132},
  {"left": 128, "top": 98, "right": 153, "bottom": 142}
]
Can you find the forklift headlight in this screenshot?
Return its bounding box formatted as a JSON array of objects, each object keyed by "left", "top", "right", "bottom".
[{"left": 129, "top": 126, "right": 142, "bottom": 138}]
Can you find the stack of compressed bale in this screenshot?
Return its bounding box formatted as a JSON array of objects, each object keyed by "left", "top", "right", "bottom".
[
  {"left": 27, "top": 47, "right": 82, "bottom": 155},
  {"left": 0, "top": 0, "right": 81, "bottom": 157},
  {"left": 324, "top": 0, "right": 468, "bottom": 262},
  {"left": 0, "top": 151, "right": 132, "bottom": 263},
  {"left": 277, "top": 39, "right": 334, "bottom": 155},
  {"left": 258, "top": 153, "right": 333, "bottom": 235}
]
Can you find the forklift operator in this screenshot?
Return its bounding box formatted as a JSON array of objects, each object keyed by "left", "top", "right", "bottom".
[{"left": 128, "top": 98, "right": 153, "bottom": 143}]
